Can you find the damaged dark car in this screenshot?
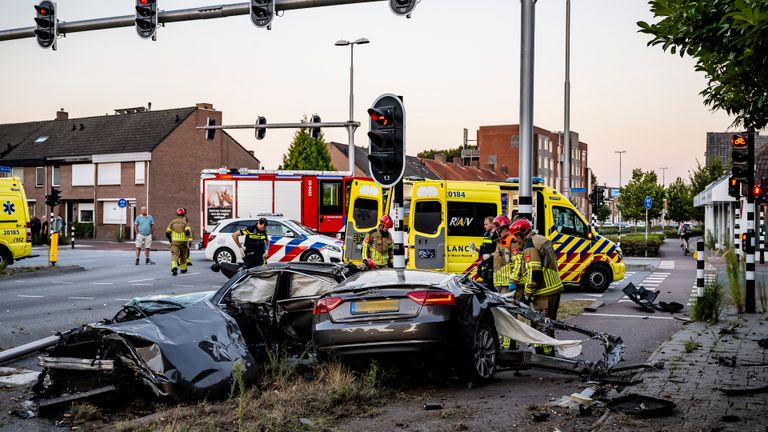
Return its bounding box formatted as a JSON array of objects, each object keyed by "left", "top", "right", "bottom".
[{"left": 34, "top": 262, "right": 352, "bottom": 408}]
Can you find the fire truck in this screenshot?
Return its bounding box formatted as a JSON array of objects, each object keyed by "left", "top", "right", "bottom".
[{"left": 200, "top": 168, "right": 368, "bottom": 246}]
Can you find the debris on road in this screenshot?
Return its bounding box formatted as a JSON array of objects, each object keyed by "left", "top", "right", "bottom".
[
  {"left": 423, "top": 402, "right": 443, "bottom": 410},
  {"left": 622, "top": 282, "right": 683, "bottom": 313},
  {"left": 717, "top": 384, "right": 768, "bottom": 396},
  {"left": 606, "top": 394, "right": 676, "bottom": 417},
  {"left": 718, "top": 355, "right": 737, "bottom": 367}
]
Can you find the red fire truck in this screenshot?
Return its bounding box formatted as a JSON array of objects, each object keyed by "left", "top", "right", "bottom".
[{"left": 200, "top": 168, "right": 368, "bottom": 246}]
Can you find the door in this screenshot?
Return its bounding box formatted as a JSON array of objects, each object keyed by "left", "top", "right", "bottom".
[
  {"left": 408, "top": 181, "right": 447, "bottom": 271},
  {"left": 548, "top": 204, "right": 593, "bottom": 283},
  {"left": 318, "top": 180, "right": 344, "bottom": 235},
  {"left": 343, "top": 180, "right": 385, "bottom": 262}
]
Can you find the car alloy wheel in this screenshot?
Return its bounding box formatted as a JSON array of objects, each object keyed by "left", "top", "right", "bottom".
[
  {"left": 303, "top": 251, "right": 324, "bottom": 263},
  {"left": 214, "top": 248, "right": 236, "bottom": 264},
  {"left": 472, "top": 323, "right": 498, "bottom": 380}
]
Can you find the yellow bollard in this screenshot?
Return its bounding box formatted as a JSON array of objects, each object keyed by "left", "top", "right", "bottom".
[{"left": 49, "top": 232, "right": 58, "bottom": 266}]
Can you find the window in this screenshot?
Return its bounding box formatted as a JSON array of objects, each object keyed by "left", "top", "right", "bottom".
[
  {"left": 551, "top": 206, "right": 588, "bottom": 238},
  {"left": 352, "top": 198, "right": 379, "bottom": 230},
  {"left": 446, "top": 202, "right": 497, "bottom": 237},
  {"left": 11, "top": 167, "right": 23, "bottom": 183},
  {"left": 97, "top": 163, "right": 121, "bottom": 185},
  {"left": 51, "top": 166, "right": 60, "bottom": 187},
  {"left": 319, "top": 181, "right": 343, "bottom": 215},
  {"left": 413, "top": 201, "right": 443, "bottom": 235},
  {"left": 78, "top": 203, "right": 94, "bottom": 223},
  {"left": 135, "top": 161, "right": 145, "bottom": 185},
  {"left": 102, "top": 201, "right": 126, "bottom": 224},
  {"left": 231, "top": 272, "right": 279, "bottom": 304},
  {"left": 266, "top": 222, "right": 291, "bottom": 237},
  {"left": 36, "top": 167, "right": 44, "bottom": 187},
  {"left": 72, "top": 164, "right": 95, "bottom": 186},
  {"left": 221, "top": 220, "right": 254, "bottom": 234},
  {"left": 287, "top": 273, "right": 334, "bottom": 297}
]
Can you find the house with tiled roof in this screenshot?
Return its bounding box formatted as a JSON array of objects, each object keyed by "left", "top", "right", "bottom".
[{"left": 0, "top": 103, "right": 260, "bottom": 240}]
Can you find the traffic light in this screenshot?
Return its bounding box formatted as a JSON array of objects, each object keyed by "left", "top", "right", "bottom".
[
  {"left": 758, "top": 176, "right": 768, "bottom": 206},
  {"left": 589, "top": 190, "right": 596, "bottom": 212},
  {"left": 731, "top": 133, "right": 749, "bottom": 181},
  {"left": 309, "top": 114, "right": 321, "bottom": 140},
  {"left": 135, "top": 0, "right": 158, "bottom": 39},
  {"left": 728, "top": 176, "right": 740, "bottom": 198},
  {"left": 596, "top": 186, "right": 605, "bottom": 207},
  {"left": 389, "top": 0, "right": 418, "bottom": 17},
  {"left": 250, "top": 0, "right": 274, "bottom": 28},
  {"left": 205, "top": 117, "right": 216, "bottom": 141},
  {"left": 367, "top": 94, "right": 405, "bottom": 188},
  {"left": 45, "top": 188, "right": 61, "bottom": 207},
  {"left": 255, "top": 116, "right": 267, "bottom": 140},
  {"left": 34, "top": 1, "right": 57, "bottom": 49}
]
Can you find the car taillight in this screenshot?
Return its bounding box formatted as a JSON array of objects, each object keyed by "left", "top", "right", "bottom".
[
  {"left": 406, "top": 290, "right": 455, "bottom": 306},
  {"left": 26, "top": 222, "right": 31, "bottom": 243},
  {"left": 207, "top": 234, "right": 216, "bottom": 242},
  {"left": 313, "top": 297, "right": 343, "bottom": 315}
]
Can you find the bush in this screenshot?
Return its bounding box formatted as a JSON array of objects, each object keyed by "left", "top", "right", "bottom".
[
  {"left": 691, "top": 278, "right": 724, "bottom": 324},
  {"left": 605, "top": 234, "right": 664, "bottom": 257},
  {"left": 74, "top": 222, "right": 94, "bottom": 239}
]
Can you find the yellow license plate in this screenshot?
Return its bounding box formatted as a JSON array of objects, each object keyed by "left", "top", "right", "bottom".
[{"left": 351, "top": 299, "right": 399, "bottom": 314}]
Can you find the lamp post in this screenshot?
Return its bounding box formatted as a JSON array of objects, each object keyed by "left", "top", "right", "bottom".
[
  {"left": 659, "top": 166, "right": 668, "bottom": 187},
  {"left": 615, "top": 150, "right": 627, "bottom": 246},
  {"left": 335, "top": 37, "right": 370, "bottom": 174}
]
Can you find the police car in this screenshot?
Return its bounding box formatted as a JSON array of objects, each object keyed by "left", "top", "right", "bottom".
[{"left": 204, "top": 216, "right": 344, "bottom": 265}]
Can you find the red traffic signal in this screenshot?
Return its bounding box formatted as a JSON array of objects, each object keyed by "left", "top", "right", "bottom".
[
  {"left": 368, "top": 108, "right": 393, "bottom": 126},
  {"left": 753, "top": 185, "right": 761, "bottom": 198},
  {"left": 732, "top": 134, "right": 747, "bottom": 146},
  {"left": 34, "top": 1, "right": 57, "bottom": 48}
]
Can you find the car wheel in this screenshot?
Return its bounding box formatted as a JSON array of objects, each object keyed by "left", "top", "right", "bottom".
[
  {"left": 214, "top": 248, "right": 236, "bottom": 264},
  {"left": 582, "top": 265, "right": 611, "bottom": 292},
  {"left": 0, "top": 249, "right": 11, "bottom": 272},
  {"left": 302, "top": 250, "right": 324, "bottom": 263},
  {"left": 467, "top": 322, "right": 498, "bottom": 382}
]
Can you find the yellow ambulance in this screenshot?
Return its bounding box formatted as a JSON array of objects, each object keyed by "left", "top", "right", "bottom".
[
  {"left": 343, "top": 178, "right": 625, "bottom": 292},
  {"left": 0, "top": 177, "right": 32, "bottom": 271}
]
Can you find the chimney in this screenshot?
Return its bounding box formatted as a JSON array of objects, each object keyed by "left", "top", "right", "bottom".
[
  {"left": 500, "top": 165, "right": 509, "bottom": 174},
  {"left": 56, "top": 109, "right": 68, "bottom": 121},
  {"left": 434, "top": 152, "right": 446, "bottom": 163},
  {"left": 196, "top": 102, "right": 214, "bottom": 110},
  {"left": 452, "top": 157, "right": 462, "bottom": 165}
]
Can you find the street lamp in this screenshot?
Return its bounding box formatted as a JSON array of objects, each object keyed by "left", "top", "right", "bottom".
[
  {"left": 614, "top": 150, "right": 627, "bottom": 245},
  {"left": 659, "top": 166, "right": 668, "bottom": 187},
  {"left": 335, "top": 37, "right": 370, "bottom": 174}
]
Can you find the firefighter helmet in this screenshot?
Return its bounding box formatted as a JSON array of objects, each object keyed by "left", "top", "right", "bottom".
[
  {"left": 176, "top": 208, "right": 186, "bottom": 216},
  {"left": 509, "top": 218, "right": 533, "bottom": 238},
  {"left": 493, "top": 215, "right": 512, "bottom": 230},
  {"left": 380, "top": 215, "right": 394, "bottom": 229},
  {"left": 362, "top": 258, "right": 376, "bottom": 270}
]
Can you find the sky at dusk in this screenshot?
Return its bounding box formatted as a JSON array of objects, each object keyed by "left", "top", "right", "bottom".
[{"left": 0, "top": 0, "right": 738, "bottom": 187}]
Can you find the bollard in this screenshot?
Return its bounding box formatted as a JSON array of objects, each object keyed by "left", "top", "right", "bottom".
[
  {"left": 696, "top": 239, "right": 705, "bottom": 297},
  {"left": 70, "top": 224, "right": 75, "bottom": 249}
]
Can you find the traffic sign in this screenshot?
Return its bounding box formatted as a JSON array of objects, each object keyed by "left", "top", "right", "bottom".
[
  {"left": 611, "top": 188, "right": 620, "bottom": 197},
  {"left": 0, "top": 166, "right": 10, "bottom": 173},
  {"left": 118, "top": 198, "right": 128, "bottom": 208},
  {"left": 570, "top": 187, "right": 587, "bottom": 193},
  {"left": 644, "top": 196, "right": 652, "bottom": 209}
]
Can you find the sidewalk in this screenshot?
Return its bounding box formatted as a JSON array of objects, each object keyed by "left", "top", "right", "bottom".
[{"left": 599, "top": 311, "right": 767, "bottom": 432}]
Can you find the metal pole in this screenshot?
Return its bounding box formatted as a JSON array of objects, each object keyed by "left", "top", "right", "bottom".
[
  {"left": 518, "top": 0, "right": 536, "bottom": 221},
  {"left": 615, "top": 150, "right": 626, "bottom": 247},
  {"left": 393, "top": 181, "right": 405, "bottom": 269},
  {"left": 696, "top": 239, "right": 704, "bottom": 297},
  {"left": 563, "top": 0, "right": 571, "bottom": 203},
  {"left": 0, "top": 336, "right": 60, "bottom": 365},
  {"left": 348, "top": 43, "right": 356, "bottom": 174},
  {"left": 760, "top": 205, "right": 765, "bottom": 264},
  {"left": 0, "top": 0, "right": 384, "bottom": 41},
  {"left": 746, "top": 131, "right": 756, "bottom": 313},
  {"left": 734, "top": 204, "right": 741, "bottom": 250},
  {"left": 645, "top": 207, "right": 648, "bottom": 257}
]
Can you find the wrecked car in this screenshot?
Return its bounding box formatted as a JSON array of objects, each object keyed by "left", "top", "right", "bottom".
[{"left": 35, "top": 262, "right": 352, "bottom": 407}]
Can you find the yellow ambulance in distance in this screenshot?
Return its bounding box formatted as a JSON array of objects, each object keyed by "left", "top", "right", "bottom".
[
  {"left": 0, "top": 177, "right": 32, "bottom": 271},
  {"left": 344, "top": 178, "right": 625, "bottom": 292}
]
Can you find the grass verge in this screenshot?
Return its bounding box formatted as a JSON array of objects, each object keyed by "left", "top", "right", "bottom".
[
  {"left": 691, "top": 278, "right": 724, "bottom": 324},
  {"left": 558, "top": 300, "right": 592, "bottom": 321}
]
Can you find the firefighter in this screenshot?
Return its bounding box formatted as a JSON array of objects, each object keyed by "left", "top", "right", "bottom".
[
  {"left": 509, "top": 217, "right": 563, "bottom": 355},
  {"left": 477, "top": 216, "right": 498, "bottom": 291},
  {"left": 491, "top": 215, "right": 513, "bottom": 293},
  {"left": 361, "top": 215, "right": 394, "bottom": 268},
  {"left": 232, "top": 217, "right": 269, "bottom": 269},
  {"left": 166, "top": 208, "right": 192, "bottom": 276}
]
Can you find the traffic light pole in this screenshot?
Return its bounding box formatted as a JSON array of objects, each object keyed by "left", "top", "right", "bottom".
[
  {"left": 518, "top": 0, "right": 536, "bottom": 221},
  {"left": 200, "top": 120, "right": 359, "bottom": 132},
  {"left": 746, "top": 131, "right": 756, "bottom": 314},
  {"left": 393, "top": 180, "right": 405, "bottom": 269},
  {"left": 0, "top": 0, "right": 385, "bottom": 42}
]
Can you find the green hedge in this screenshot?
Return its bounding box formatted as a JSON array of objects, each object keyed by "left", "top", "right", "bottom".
[
  {"left": 663, "top": 227, "right": 704, "bottom": 239},
  {"left": 74, "top": 222, "right": 94, "bottom": 239},
  {"left": 604, "top": 233, "right": 664, "bottom": 257}
]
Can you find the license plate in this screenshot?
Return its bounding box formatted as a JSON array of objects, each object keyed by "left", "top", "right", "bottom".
[{"left": 350, "top": 299, "right": 399, "bottom": 314}]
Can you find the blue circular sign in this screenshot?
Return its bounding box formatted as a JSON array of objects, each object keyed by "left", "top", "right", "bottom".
[
  {"left": 117, "top": 198, "right": 128, "bottom": 208},
  {"left": 644, "top": 196, "right": 652, "bottom": 209}
]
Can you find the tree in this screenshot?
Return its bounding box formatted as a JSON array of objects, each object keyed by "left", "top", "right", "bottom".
[
  {"left": 596, "top": 205, "right": 611, "bottom": 225},
  {"left": 278, "top": 118, "right": 334, "bottom": 171},
  {"left": 666, "top": 177, "right": 694, "bottom": 222},
  {"left": 688, "top": 157, "right": 725, "bottom": 221},
  {"left": 638, "top": 1, "right": 768, "bottom": 130},
  {"left": 616, "top": 169, "right": 666, "bottom": 224},
  {"left": 417, "top": 146, "right": 462, "bottom": 161}
]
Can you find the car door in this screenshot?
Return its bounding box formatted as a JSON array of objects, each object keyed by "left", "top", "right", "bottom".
[
  {"left": 548, "top": 205, "right": 593, "bottom": 283},
  {"left": 343, "top": 179, "right": 388, "bottom": 262},
  {"left": 275, "top": 271, "right": 336, "bottom": 344},
  {"left": 408, "top": 181, "right": 448, "bottom": 271}
]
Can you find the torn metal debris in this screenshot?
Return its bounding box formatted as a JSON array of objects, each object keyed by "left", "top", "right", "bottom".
[{"left": 622, "top": 282, "right": 683, "bottom": 313}]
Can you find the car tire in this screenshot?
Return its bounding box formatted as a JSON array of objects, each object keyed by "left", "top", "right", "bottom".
[
  {"left": 301, "top": 250, "right": 324, "bottom": 263},
  {"left": 582, "top": 265, "right": 611, "bottom": 292},
  {"left": 0, "top": 249, "right": 11, "bottom": 272},
  {"left": 466, "top": 322, "right": 498, "bottom": 383},
  {"left": 214, "top": 248, "right": 236, "bottom": 264}
]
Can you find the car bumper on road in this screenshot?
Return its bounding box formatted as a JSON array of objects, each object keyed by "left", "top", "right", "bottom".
[{"left": 612, "top": 260, "right": 626, "bottom": 282}]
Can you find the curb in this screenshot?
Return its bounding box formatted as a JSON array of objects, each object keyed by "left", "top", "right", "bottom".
[{"left": 0, "top": 265, "right": 85, "bottom": 280}]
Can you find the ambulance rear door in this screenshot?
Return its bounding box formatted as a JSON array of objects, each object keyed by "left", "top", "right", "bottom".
[
  {"left": 408, "top": 181, "right": 447, "bottom": 271},
  {"left": 343, "top": 179, "right": 385, "bottom": 262},
  {"left": 445, "top": 182, "right": 500, "bottom": 274}
]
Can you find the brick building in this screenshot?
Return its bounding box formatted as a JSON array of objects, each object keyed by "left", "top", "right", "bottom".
[{"left": 0, "top": 103, "right": 260, "bottom": 240}]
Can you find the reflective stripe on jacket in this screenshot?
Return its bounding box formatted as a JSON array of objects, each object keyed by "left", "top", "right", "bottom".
[
  {"left": 166, "top": 217, "right": 191, "bottom": 243},
  {"left": 523, "top": 234, "right": 563, "bottom": 296},
  {"left": 362, "top": 229, "right": 393, "bottom": 266}
]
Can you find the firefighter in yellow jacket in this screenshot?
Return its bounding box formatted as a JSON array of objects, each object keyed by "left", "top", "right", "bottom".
[
  {"left": 510, "top": 217, "right": 563, "bottom": 354},
  {"left": 166, "top": 208, "right": 192, "bottom": 276},
  {"left": 361, "top": 215, "right": 394, "bottom": 268}
]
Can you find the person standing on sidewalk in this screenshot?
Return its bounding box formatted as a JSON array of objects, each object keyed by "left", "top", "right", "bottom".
[
  {"left": 166, "top": 208, "right": 191, "bottom": 276},
  {"left": 232, "top": 217, "right": 269, "bottom": 269},
  {"left": 134, "top": 206, "right": 155, "bottom": 265}
]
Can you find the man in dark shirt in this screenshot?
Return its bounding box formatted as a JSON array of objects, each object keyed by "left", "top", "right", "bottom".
[
  {"left": 232, "top": 218, "right": 270, "bottom": 268},
  {"left": 477, "top": 216, "right": 498, "bottom": 290}
]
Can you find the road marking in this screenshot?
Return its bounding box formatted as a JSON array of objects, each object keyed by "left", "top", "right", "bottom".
[
  {"left": 211, "top": 285, "right": 220, "bottom": 288},
  {"left": 658, "top": 261, "right": 675, "bottom": 269},
  {"left": 582, "top": 312, "right": 675, "bottom": 320},
  {"left": 172, "top": 284, "right": 195, "bottom": 288},
  {"left": 51, "top": 281, "right": 73, "bottom": 284},
  {"left": 132, "top": 283, "right": 153, "bottom": 286},
  {"left": 582, "top": 293, "right": 603, "bottom": 297},
  {"left": 17, "top": 294, "right": 44, "bottom": 298},
  {"left": 570, "top": 298, "right": 598, "bottom": 301},
  {"left": 129, "top": 278, "right": 156, "bottom": 283},
  {"left": 68, "top": 296, "right": 95, "bottom": 300},
  {"left": 618, "top": 299, "right": 633, "bottom": 303},
  {"left": 115, "top": 298, "right": 130, "bottom": 301},
  {"left": 93, "top": 282, "right": 113, "bottom": 285},
  {"left": 181, "top": 272, "right": 200, "bottom": 276}
]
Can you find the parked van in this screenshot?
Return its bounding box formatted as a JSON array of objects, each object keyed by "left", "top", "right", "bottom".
[
  {"left": 344, "top": 178, "right": 625, "bottom": 292},
  {"left": 0, "top": 177, "right": 32, "bottom": 270}
]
